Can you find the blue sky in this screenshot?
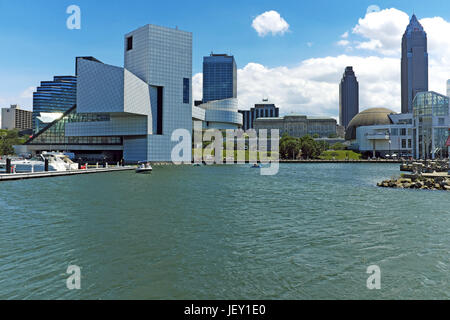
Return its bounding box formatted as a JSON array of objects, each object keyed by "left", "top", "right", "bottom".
[{"left": 1, "top": 0, "right": 450, "bottom": 116}]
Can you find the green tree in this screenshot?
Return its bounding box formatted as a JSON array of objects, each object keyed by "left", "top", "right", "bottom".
[
  {"left": 280, "top": 136, "right": 301, "bottom": 159},
  {"left": 330, "top": 142, "right": 346, "bottom": 150},
  {"left": 0, "top": 129, "right": 26, "bottom": 156}
]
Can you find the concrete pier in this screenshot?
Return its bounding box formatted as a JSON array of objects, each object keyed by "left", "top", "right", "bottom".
[{"left": 0, "top": 166, "right": 135, "bottom": 182}]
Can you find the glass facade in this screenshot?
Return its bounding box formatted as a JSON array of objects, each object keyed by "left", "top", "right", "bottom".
[
  {"left": 203, "top": 54, "right": 237, "bottom": 103},
  {"left": 413, "top": 91, "right": 449, "bottom": 159},
  {"left": 32, "top": 76, "right": 77, "bottom": 133},
  {"left": 27, "top": 106, "right": 121, "bottom": 146},
  {"left": 183, "top": 78, "right": 190, "bottom": 104}
]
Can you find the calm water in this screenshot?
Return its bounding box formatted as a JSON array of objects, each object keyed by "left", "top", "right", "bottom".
[{"left": 0, "top": 163, "right": 449, "bottom": 300}]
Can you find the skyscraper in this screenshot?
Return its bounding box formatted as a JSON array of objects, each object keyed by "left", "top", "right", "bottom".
[
  {"left": 202, "top": 53, "right": 237, "bottom": 103},
  {"left": 401, "top": 14, "right": 428, "bottom": 114},
  {"left": 32, "top": 76, "right": 77, "bottom": 133},
  {"left": 339, "top": 66, "right": 359, "bottom": 128},
  {"left": 446, "top": 80, "right": 450, "bottom": 98}
]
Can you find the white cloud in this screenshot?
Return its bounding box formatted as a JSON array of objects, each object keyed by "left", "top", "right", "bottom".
[
  {"left": 20, "top": 86, "right": 35, "bottom": 99},
  {"left": 193, "top": 55, "right": 401, "bottom": 117},
  {"left": 252, "top": 10, "right": 290, "bottom": 37},
  {"left": 341, "top": 31, "right": 349, "bottom": 39},
  {"left": 352, "top": 8, "right": 409, "bottom": 56},
  {"left": 337, "top": 40, "right": 350, "bottom": 47}
]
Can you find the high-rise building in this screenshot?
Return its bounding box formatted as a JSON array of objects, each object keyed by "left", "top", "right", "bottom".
[
  {"left": 238, "top": 99, "right": 280, "bottom": 130},
  {"left": 203, "top": 53, "right": 237, "bottom": 103},
  {"left": 401, "top": 14, "right": 428, "bottom": 114},
  {"left": 32, "top": 76, "right": 77, "bottom": 133},
  {"left": 1, "top": 105, "right": 32, "bottom": 131},
  {"left": 446, "top": 80, "right": 450, "bottom": 97},
  {"left": 339, "top": 66, "right": 359, "bottom": 128}
]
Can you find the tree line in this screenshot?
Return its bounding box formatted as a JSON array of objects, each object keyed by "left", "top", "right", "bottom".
[{"left": 279, "top": 134, "right": 346, "bottom": 160}]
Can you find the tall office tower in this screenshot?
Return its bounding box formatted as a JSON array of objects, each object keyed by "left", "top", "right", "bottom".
[
  {"left": 401, "top": 14, "right": 428, "bottom": 114},
  {"left": 447, "top": 80, "right": 450, "bottom": 98},
  {"left": 202, "top": 53, "right": 237, "bottom": 103},
  {"left": 339, "top": 66, "right": 359, "bottom": 128},
  {"left": 32, "top": 76, "right": 77, "bottom": 133}
]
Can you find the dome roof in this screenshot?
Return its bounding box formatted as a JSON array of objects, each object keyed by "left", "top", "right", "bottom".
[{"left": 345, "top": 108, "right": 395, "bottom": 140}]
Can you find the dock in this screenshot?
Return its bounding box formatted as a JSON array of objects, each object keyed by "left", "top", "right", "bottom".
[{"left": 0, "top": 166, "right": 135, "bottom": 182}]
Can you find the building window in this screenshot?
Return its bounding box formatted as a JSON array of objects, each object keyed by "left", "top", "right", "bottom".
[
  {"left": 400, "top": 128, "right": 407, "bottom": 136},
  {"left": 127, "top": 36, "right": 133, "bottom": 51},
  {"left": 408, "top": 139, "right": 412, "bottom": 148},
  {"left": 183, "top": 78, "right": 189, "bottom": 104},
  {"left": 439, "top": 118, "right": 445, "bottom": 125},
  {"left": 391, "top": 128, "right": 398, "bottom": 136},
  {"left": 402, "top": 139, "right": 407, "bottom": 149}
]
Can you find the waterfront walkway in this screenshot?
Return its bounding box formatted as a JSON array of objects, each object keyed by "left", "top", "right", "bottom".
[{"left": 0, "top": 166, "right": 135, "bottom": 182}]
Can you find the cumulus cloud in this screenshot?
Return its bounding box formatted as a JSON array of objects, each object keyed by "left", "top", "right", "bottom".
[
  {"left": 352, "top": 8, "right": 409, "bottom": 56},
  {"left": 252, "top": 10, "right": 290, "bottom": 37},
  {"left": 194, "top": 55, "right": 400, "bottom": 118}
]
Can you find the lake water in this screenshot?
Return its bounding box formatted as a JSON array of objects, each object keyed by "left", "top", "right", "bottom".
[{"left": 0, "top": 163, "right": 449, "bottom": 299}]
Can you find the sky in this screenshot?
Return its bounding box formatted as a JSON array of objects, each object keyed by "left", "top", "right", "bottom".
[{"left": 1, "top": 0, "right": 450, "bottom": 120}]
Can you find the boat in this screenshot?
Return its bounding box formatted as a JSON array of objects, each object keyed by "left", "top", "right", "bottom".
[
  {"left": 40, "top": 152, "right": 79, "bottom": 171},
  {"left": 0, "top": 152, "right": 79, "bottom": 173},
  {"left": 251, "top": 163, "right": 261, "bottom": 168},
  {"left": 136, "top": 161, "right": 153, "bottom": 174}
]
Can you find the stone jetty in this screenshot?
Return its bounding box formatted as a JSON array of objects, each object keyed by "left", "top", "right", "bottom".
[{"left": 377, "top": 175, "right": 450, "bottom": 191}]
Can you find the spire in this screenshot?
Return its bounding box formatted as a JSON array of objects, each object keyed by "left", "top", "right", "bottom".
[{"left": 406, "top": 14, "right": 424, "bottom": 34}]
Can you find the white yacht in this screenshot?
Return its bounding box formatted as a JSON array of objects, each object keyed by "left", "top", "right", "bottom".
[{"left": 0, "top": 152, "right": 78, "bottom": 173}]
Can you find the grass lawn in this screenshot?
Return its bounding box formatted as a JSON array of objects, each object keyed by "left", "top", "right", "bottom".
[{"left": 319, "top": 150, "right": 362, "bottom": 160}]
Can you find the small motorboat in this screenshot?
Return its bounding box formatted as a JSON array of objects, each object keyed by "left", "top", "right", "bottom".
[
  {"left": 136, "top": 161, "right": 153, "bottom": 174},
  {"left": 251, "top": 163, "right": 261, "bottom": 168}
]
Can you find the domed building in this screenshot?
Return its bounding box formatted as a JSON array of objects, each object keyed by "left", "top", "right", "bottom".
[
  {"left": 344, "top": 107, "right": 415, "bottom": 158},
  {"left": 345, "top": 108, "right": 395, "bottom": 141}
]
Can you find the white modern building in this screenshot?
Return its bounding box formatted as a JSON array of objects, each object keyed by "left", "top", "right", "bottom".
[
  {"left": 193, "top": 98, "right": 242, "bottom": 129},
  {"left": 355, "top": 113, "right": 414, "bottom": 158},
  {"left": 350, "top": 92, "right": 450, "bottom": 159},
  {"left": 18, "top": 24, "right": 193, "bottom": 163}
]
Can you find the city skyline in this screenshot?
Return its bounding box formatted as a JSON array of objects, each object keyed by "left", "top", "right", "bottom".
[{"left": 2, "top": 1, "right": 450, "bottom": 120}]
